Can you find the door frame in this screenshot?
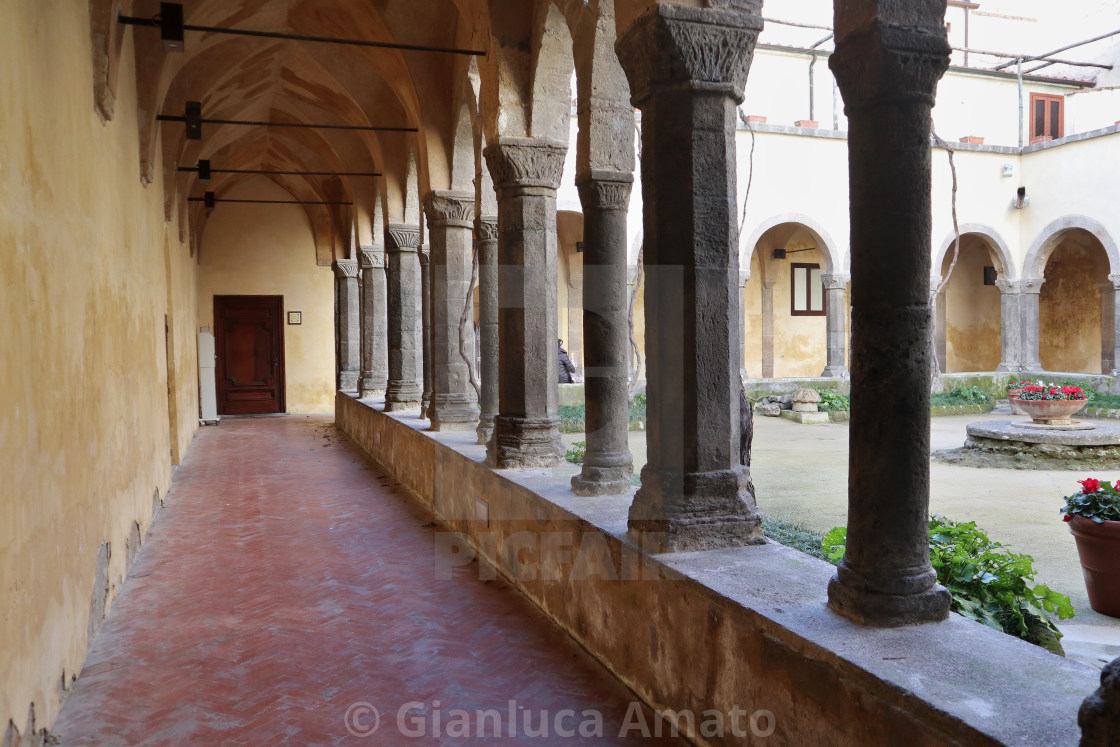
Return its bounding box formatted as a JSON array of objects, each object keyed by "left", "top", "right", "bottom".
[{"left": 213, "top": 295, "right": 287, "bottom": 414}]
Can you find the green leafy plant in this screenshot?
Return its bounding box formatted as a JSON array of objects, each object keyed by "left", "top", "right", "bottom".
[
  {"left": 565, "top": 440, "right": 586, "bottom": 465},
  {"left": 930, "top": 385, "right": 992, "bottom": 408},
  {"left": 810, "top": 387, "right": 850, "bottom": 412},
  {"left": 1060, "top": 478, "right": 1120, "bottom": 524},
  {"left": 628, "top": 392, "right": 647, "bottom": 422},
  {"left": 1060, "top": 379, "right": 1120, "bottom": 409},
  {"left": 821, "top": 517, "right": 1074, "bottom": 650},
  {"left": 1006, "top": 380, "right": 1034, "bottom": 390}
]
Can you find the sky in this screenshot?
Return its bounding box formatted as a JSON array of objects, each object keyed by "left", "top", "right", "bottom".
[{"left": 757, "top": 0, "right": 1120, "bottom": 83}]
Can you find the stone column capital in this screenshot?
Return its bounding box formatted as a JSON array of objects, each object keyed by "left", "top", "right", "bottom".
[
  {"left": 615, "top": 3, "right": 762, "bottom": 107},
  {"left": 359, "top": 244, "right": 384, "bottom": 270},
  {"left": 332, "top": 259, "right": 359, "bottom": 279},
  {"left": 994, "top": 277, "right": 1021, "bottom": 294},
  {"left": 576, "top": 171, "right": 634, "bottom": 211},
  {"left": 475, "top": 215, "right": 498, "bottom": 241},
  {"left": 1108, "top": 273, "right": 1120, "bottom": 289},
  {"left": 1021, "top": 277, "right": 1045, "bottom": 294},
  {"left": 424, "top": 190, "right": 475, "bottom": 229},
  {"left": 738, "top": 271, "right": 750, "bottom": 288},
  {"left": 418, "top": 244, "right": 430, "bottom": 266},
  {"left": 761, "top": 277, "right": 778, "bottom": 290},
  {"left": 829, "top": 22, "right": 951, "bottom": 111},
  {"left": 483, "top": 138, "right": 567, "bottom": 192},
  {"left": 386, "top": 223, "right": 421, "bottom": 253},
  {"left": 820, "top": 273, "right": 850, "bottom": 291}
]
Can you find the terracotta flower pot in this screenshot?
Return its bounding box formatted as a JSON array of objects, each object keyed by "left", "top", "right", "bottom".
[
  {"left": 1006, "top": 388, "right": 1026, "bottom": 416},
  {"left": 1069, "top": 515, "right": 1120, "bottom": 618},
  {"left": 1015, "top": 398, "right": 1087, "bottom": 425}
]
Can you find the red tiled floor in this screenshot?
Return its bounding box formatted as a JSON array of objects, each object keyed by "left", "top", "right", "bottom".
[{"left": 53, "top": 416, "right": 683, "bottom": 746}]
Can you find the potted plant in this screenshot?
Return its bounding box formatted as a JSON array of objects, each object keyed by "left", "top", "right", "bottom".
[
  {"left": 1006, "top": 380, "right": 1033, "bottom": 416},
  {"left": 1061, "top": 478, "right": 1120, "bottom": 618},
  {"left": 1016, "top": 383, "right": 1088, "bottom": 425}
]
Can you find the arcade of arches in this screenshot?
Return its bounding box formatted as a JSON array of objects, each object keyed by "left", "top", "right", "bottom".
[{"left": 3, "top": 1, "right": 1116, "bottom": 744}]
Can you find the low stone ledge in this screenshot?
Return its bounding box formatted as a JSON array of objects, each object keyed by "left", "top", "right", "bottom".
[
  {"left": 337, "top": 392, "right": 1098, "bottom": 746},
  {"left": 931, "top": 403, "right": 996, "bottom": 417}
]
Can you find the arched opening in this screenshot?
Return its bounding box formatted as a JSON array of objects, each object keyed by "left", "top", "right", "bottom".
[
  {"left": 936, "top": 234, "right": 1004, "bottom": 373},
  {"left": 557, "top": 210, "right": 585, "bottom": 373},
  {"left": 744, "top": 222, "right": 841, "bottom": 378},
  {"left": 1039, "top": 229, "right": 1112, "bottom": 373}
]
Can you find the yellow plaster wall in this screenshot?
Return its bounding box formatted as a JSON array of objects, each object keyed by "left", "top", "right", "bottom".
[
  {"left": 0, "top": 1, "right": 199, "bottom": 735},
  {"left": 773, "top": 244, "right": 827, "bottom": 378},
  {"left": 197, "top": 178, "right": 335, "bottom": 414},
  {"left": 1040, "top": 241, "right": 1106, "bottom": 374},
  {"left": 942, "top": 240, "right": 1002, "bottom": 372},
  {"left": 743, "top": 251, "right": 764, "bottom": 376}
]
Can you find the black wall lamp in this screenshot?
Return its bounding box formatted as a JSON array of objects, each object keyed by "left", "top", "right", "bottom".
[
  {"left": 1012, "top": 186, "right": 1029, "bottom": 209},
  {"left": 772, "top": 247, "right": 815, "bottom": 260}
]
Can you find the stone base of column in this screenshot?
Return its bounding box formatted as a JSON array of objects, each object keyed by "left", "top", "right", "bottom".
[
  {"left": 476, "top": 415, "right": 495, "bottom": 445},
  {"left": 571, "top": 452, "right": 634, "bottom": 496},
  {"left": 421, "top": 393, "right": 432, "bottom": 418},
  {"left": 338, "top": 372, "right": 359, "bottom": 392},
  {"left": 627, "top": 467, "right": 763, "bottom": 552},
  {"left": 827, "top": 567, "right": 952, "bottom": 627},
  {"left": 430, "top": 395, "right": 480, "bottom": 431},
  {"left": 385, "top": 381, "right": 422, "bottom": 411},
  {"left": 487, "top": 416, "right": 564, "bottom": 468},
  {"left": 821, "top": 365, "right": 849, "bottom": 378},
  {"left": 359, "top": 371, "right": 387, "bottom": 399},
  {"left": 995, "top": 362, "right": 1021, "bottom": 374}
]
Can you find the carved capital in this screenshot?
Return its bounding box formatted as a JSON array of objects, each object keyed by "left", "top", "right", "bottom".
[
  {"left": 576, "top": 171, "right": 634, "bottom": 211},
  {"left": 424, "top": 190, "right": 475, "bottom": 228},
  {"left": 1021, "top": 277, "right": 1045, "bottom": 294},
  {"left": 332, "top": 259, "right": 359, "bottom": 279},
  {"left": 829, "top": 23, "right": 951, "bottom": 111},
  {"left": 359, "top": 245, "right": 384, "bottom": 270},
  {"left": 418, "top": 244, "right": 430, "bottom": 266},
  {"left": 1109, "top": 273, "right": 1120, "bottom": 290},
  {"left": 820, "top": 273, "right": 850, "bottom": 291},
  {"left": 615, "top": 3, "right": 763, "bottom": 107},
  {"left": 483, "top": 137, "right": 567, "bottom": 192},
  {"left": 994, "top": 277, "right": 1021, "bottom": 294},
  {"left": 475, "top": 215, "right": 498, "bottom": 242},
  {"left": 386, "top": 223, "right": 421, "bottom": 253}
]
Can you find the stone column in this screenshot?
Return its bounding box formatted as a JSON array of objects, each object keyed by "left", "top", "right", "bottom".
[
  {"left": 572, "top": 172, "right": 635, "bottom": 496},
  {"left": 476, "top": 216, "right": 500, "bottom": 444},
  {"left": 419, "top": 244, "right": 433, "bottom": 419},
  {"left": 825, "top": 2, "right": 952, "bottom": 626},
  {"left": 931, "top": 274, "right": 947, "bottom": 373},
  {"left": 333, "top": 259, "right": 360, "bottom": 391},
  {"left": 1107, "top": 274, "right": 1120, "bottom": 375},
  {"left": 821, "top": 273, "right": 850, "bottom": 377},
  {"left": 384, "top": 224, "right": 423, "bottom": 410},
  {"left": 760, "top": 278, "right": 776, "bottom": 378},
  {"left": 616, "top": 3, "right": 763, "bottom": 551},
  {"left": 995, "top": 278, "right": 1022, "bottom": 374},
  {"left": 358, "top": 245, "right": 388, "bottom": 397},
  {"left": 425, "top": 191, "right": 481, "bottom": 430},
  {"left": 1020, "top": 278, "right": 1044, "bottom": 372},
  {"left": 483, "top": 138, "right": 567, "bottom": 468}
]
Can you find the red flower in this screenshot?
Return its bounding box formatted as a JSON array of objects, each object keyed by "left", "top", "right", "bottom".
[
  {"left": 1063, "top": 514, "right": 1073, "bottom": 522},
  {"left": 1079, "top": 478, "right": 1101, "bottom": 494},
  {"left": 1024, "top": 386, "right": 1044, "bottom": 392}
]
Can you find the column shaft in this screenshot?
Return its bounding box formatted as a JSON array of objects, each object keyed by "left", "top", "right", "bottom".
[
  {"left": 385, "top": 224, "right": 423, "bottom": 410},
  {"left": 333, "top": 259, "right": 360, "bottom": 391},
  {"left": 761, "top": 279, "right": 776, "bottom": 378},
  {"left": 617, "top": 3, "right": 763, "bottom": 551},
  {"left": 359, "top": 246, "right": 388, "bottom": 397},
  {"left": 1020, "top": 279, "right": 1043, "bottom": 372},
  {"left": 420, "top": 246, "right": 433, "bottom": 419},
  {"left": 483, "top": 138, "right": 567, "bottom": 468},
  {"left": 821, "top": 273, "right": 849, "bottom": 377},
  {"left": 995, "top": 278, "right": 1022, "bottom": 374},
  {"left": 425, "top": 191, "right": 480, "bottom": 430},
  {"left": 572, "top": 172, "right": 635, "bottom": 495},
  {"left": 826, "top": 3, "right": 952, "bottom": 626},
  {"left": 1107, "top": 274, "right": 1120, "bottom": 375},
  {"left": 476, "top": 216, "right": 500, "bottom": 444}
]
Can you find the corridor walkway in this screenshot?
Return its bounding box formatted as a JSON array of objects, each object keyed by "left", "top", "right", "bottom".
[{"left": 53, "top": 417, "right": 681, "bottom": 746}]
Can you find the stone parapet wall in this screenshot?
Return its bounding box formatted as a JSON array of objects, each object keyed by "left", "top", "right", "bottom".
[{"left": 337, "top": 392, "right": 1097, "bottom": 747}]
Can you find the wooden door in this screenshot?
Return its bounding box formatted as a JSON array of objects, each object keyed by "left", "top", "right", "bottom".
[{"left": 214, "top": 295, "right": 285, "bottom": 414}]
